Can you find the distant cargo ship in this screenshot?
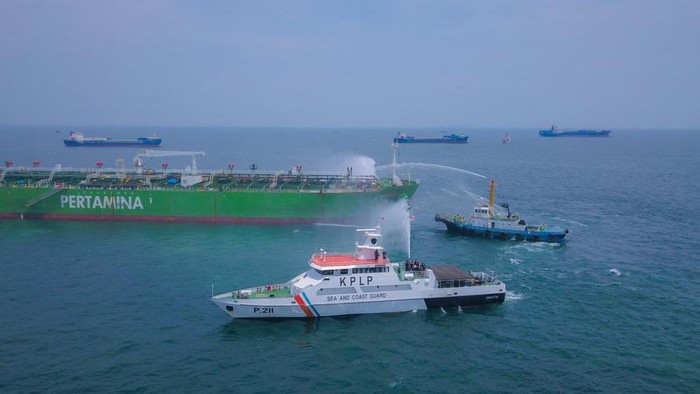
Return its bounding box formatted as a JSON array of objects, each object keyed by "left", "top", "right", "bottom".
[
  {"left": 393, "top": 132, "right": 469, "bottom": 144},
  {"left": 539, "top": 125, "right": 610, "bottom": 137},
  {"left": 63, "top": 132, "right": 162, "bottom": 147},
  {"left": 0, "top": 151, "right": 418, "bottom": 224}
]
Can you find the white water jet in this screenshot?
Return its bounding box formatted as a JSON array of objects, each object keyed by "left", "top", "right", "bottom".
[
  {"left": 311, "top": 154, "right": 377, "bottom": 176},
  {"left": 313, "top": 223, "right": 361, "bottom": 229},
  {"left": 457, "top": 185, "right": 488, "bottom": 202},
  {"left": 376, "top": 162, "right": 487, "bottom": 179},
  {"left": 371, "top": 200, "right": 412, "bottom": 258},
  {"left": 345, "top": 155, "right": 377, "bottom": 176}
]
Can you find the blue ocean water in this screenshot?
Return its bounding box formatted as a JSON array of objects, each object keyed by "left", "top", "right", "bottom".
[{"left": 1, "top": 127, "right": 699, "bottom": 393}]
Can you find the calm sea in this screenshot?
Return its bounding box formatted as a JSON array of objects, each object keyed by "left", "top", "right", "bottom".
[{"left": 1, "top": 127, "right": 699, "bottom": 393}]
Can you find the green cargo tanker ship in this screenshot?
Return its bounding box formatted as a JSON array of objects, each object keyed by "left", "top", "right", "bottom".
[{"left": 0, "top": 151, "right": 418, "bottom": 224}]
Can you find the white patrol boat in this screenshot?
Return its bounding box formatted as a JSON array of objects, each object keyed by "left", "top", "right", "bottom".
[{"left": 211, "top": 226, "right": 506, "bottom": 320}]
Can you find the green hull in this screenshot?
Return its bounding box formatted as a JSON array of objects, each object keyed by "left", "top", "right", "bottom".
[{"left": 0, "top": 181, "right": 418, "bottom": 223}]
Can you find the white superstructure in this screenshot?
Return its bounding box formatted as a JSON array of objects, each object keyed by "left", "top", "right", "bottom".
[{"left": 211, "top": 226, "right": 505, "bottom": 320}]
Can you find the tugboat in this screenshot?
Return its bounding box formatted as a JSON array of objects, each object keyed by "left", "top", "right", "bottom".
[
  {"left": 435, "top": 180, "right": 568, "bottom": 242},
  {"left": 211, "top": 225, "right": 505, "bottom": 320}
]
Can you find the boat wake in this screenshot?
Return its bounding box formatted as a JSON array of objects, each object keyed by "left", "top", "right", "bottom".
[
  {"left": 552, "top": 217, "right": 587, "bottom": 227},
  {"left": 510, "top": 242, "right": 563, "bottom": 253},
  {"left": 388, "top": 376, "right": 405, "bottom": 389},
  {"left": 506, "top": 291, "right": 525, "bottom": 301}
]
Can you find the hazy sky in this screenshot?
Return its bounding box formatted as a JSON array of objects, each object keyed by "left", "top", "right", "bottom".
[{"left": 1, "top": 1, "right": 698, "bottom": 129}]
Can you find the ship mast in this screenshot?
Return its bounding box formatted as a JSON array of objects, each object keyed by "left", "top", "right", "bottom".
[{"left": 488, "top": 180, "right": 496, "bottom": 216}]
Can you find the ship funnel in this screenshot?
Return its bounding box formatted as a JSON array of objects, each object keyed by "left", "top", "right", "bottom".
[{"left": 500, "top": 202, "right": 510, "bottom": 216}]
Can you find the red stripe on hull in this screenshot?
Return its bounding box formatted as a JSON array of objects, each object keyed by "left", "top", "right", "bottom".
[
  {"left": 0, "top": 213, "right": 366, "bottom": 225},
  {"left": 294, "top": 294, "right": 315, "bottom": 318}
]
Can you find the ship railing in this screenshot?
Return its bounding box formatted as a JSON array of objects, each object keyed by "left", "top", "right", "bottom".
[
  {"left": 46, "top": 166, "right": 60, "bottom": 183},
  {"left": 400, "top": 269, "right": 429, "bottom": 281},
  {"left": 297, "top": 179, "right": 310, "bottom": 190},
  {"left": 266, "top": 173, "right": 279, "bottom": 189},
  {"left": 471, "top": 272, "right": 501, "bottom": 285},
  {"left": 1, "top": 167, "right": 393, "bottom": 189},
  {"left": 230, "top": 285, "right": 292, "bottom": 299},
  {"left": 36, "top": 178, "right": 52, "bottom": 187},
  {"left": 202, "top": 174, "right": 214, "bottom": 189},
  {"left": 436, "top": 272, "right": 500, "bottom": 288}
]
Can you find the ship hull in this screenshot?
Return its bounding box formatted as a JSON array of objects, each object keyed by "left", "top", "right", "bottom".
[
  {"left": 212, "top": 226, "right": 505, "bottom": 321},
  {"left": 212, "top": 288, "right": 504, "bottom": 319},
  {"left": 63, "top": 139, "right": 162, "bottom": 147},
  {"left": 435, "top": 214, "right": 567, "bottom": 242},
  {"left": 393, "top": 137, "right": 468, "bottom": 144},
  {"left": 0, "top": 182, "right": 419, "bottom": 224},
  {"left": 539, "top": 130, "right": 610, "bottom": 137}
]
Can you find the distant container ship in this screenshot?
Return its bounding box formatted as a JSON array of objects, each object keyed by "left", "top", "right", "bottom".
[
  {"left": 0, "top": 151, "right": 418, "bottom": 224},
  {"left": 63, "top": 131, "right": 162, "bottom": 147},
  {"left": 393, "top": 132, "right": 469, "bottom": 144},
  {"left": 539, "top": 125, "right": 610, "bottom": 137}
]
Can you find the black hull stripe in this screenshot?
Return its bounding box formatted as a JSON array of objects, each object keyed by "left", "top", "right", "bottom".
[{"left": 424, "top": 293, "right": 505, "bottom": 308}]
